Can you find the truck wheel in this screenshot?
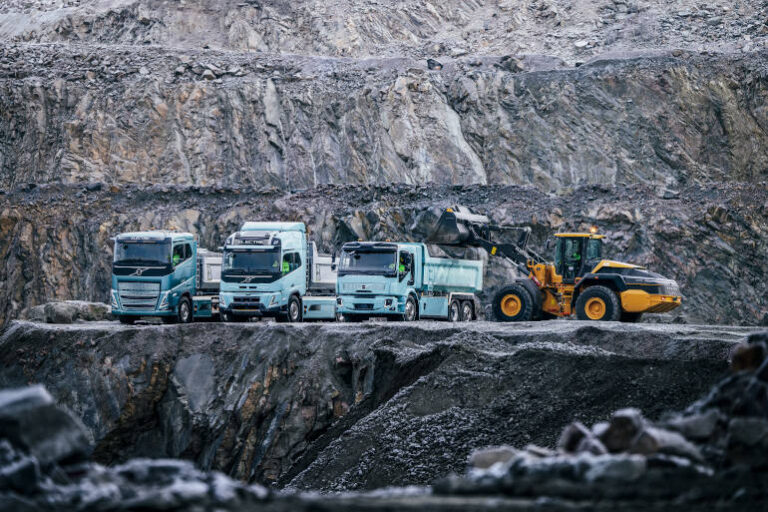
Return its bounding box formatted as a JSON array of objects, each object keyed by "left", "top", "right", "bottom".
[
  {"left": 492, "top": 284, "right": 534, "bottom": 322},
  {"left": 404, "top": 296, "right": 418, "bottom": 322},
  {"left": 449, "top": 299, "right": 461, "bottom": 322},
  {"left": 287, "top": 296, "right": 302, "bottom": 323},
  {"left": 461, "top": 301, "right": 474, "bottom": 321},
  {"left": 620, "top": 311, "right": 643, "bottom": 323},
  {"left": 118, "top": 316, "right": 136, "bottom": 325},
  {"left": 575, "top": 286, "right": 621, "bottom": 321},
  {"left": 178, "top": 297, "right": 193, "bottom": 323}
]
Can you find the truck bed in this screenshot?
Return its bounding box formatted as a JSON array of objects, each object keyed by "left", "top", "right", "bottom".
[{"left": 422, "top": 249, "right": 483, "bottom": 294}]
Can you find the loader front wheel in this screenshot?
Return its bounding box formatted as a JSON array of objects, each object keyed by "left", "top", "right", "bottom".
[
  {"left": 575, "top": 286, "right": 621, "bottom": 321},
  {"left": 493, "top": 284, "right": 534, "bottom": 322}
]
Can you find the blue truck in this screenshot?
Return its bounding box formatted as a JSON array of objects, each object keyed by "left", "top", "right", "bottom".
[
  {"left": 218, "top": 222, "right": 337, "bottom": 322},
  {"left": 335, "top": 241, "right": 483, "bottom": 322},
  {"left": 110, "top": 231, "right": 222, "bottom": 324}
]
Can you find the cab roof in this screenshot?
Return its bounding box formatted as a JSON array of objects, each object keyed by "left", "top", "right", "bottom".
[
  {"left": 116, "top": 231, "right": 194, "bottom": 241},
  {"left": 554, "top": 233, "right": 605, "bottom": 239},
  {"left": 240, "top": 222, "right": 306, "bottom": 233}
]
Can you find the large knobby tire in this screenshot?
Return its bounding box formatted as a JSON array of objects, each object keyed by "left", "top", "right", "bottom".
[
  {"left": 403, "top": 296, "right": 418, "bottom": 322},
  {"left": 492, "top": 284, "right": 534, "bottom": 322},
  {"left": 118, "top": 316, "right": 136, "bottom": 325},
  {"left": 177, "top": 297, "right": 193, "bottom": 323},
  {"left": 287, "top": 296, "right": 302, "bottom": 323},
  {"left": 449, "top": 299, "right": 461, "bottom": 322},
  {"left": 461, "top": 301, "right": 474, "bottom": 322},
  {"left": 575, "top": 286, "right": 621, "bottom": 321},
  {"left": 621, "top": 311, "right": 643, "bottom": 323}
]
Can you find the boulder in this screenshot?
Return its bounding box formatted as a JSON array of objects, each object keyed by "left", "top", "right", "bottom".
[
  {"left": 22, "top": 301, "right": 111, "bottom": 324},
  {"left": 0, "top": 386, "right": 91, "bottom": 465},
  {"left": 468, "top": 446, "right": 518, "bottom": 469},
  {"left": 599, "top": 408, "right": 645, "bottom": 453}
]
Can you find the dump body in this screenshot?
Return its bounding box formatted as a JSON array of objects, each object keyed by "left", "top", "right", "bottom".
[
  {"left": 336, "top": 242, "right": 482, "bottom": 321},
  {"left": 218, "top": 222, "right": 337, "bottom": 321},
  {"left": 110, "top": 231, "right": 221, "bottom": 321}
]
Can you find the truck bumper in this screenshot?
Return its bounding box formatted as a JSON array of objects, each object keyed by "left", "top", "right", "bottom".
[
  {"left": 219, "top": 292, "right": 284, "bottom": 317},
  {"left": 111, "top": 309, "right": 175, "bottom": 318},
  {"left": 336, "top": 295, "right": 403, "bottom": 317}
]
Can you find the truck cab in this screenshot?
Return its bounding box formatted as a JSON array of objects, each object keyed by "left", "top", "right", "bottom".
[
  {"left": 336, "top": 242, "right": 483, "bottom": 322},
  {"left": 218, "top": 222, "right": 337, "bottom": 322},
  {"left": 110, "top": 231, "right": 221, "bottom": 324}
]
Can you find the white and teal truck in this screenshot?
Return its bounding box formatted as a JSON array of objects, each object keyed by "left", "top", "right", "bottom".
[
  {"left": 218, "top": 222, "right": 337, "bottom": 322},
  {"left": 110, "top": 231, "right": 221, "bottom": 324},
  {"left": 335, "top": 241, "right": 483, "bottom": 322}
]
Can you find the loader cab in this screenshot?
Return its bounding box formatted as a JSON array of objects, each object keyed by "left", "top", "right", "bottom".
[{"left": 553, "top": 233, "right": 604, "bottom": 283}]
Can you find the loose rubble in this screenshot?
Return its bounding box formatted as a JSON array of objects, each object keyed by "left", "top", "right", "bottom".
[{"left": 434, "top": 331, "right": 768, "bottom": 505}]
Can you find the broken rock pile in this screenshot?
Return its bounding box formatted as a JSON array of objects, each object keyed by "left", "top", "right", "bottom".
[
  {"left": 0, "top": 386, "right": 269, "bottom": 512},
  {"left": 435, "top": 331, "right": 768, "bottom": 504}
]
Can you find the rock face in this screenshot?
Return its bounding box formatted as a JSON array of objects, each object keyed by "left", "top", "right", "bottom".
[
  {"left": 1, "top": 183, "right": 766, "bottom": 328},
  {"left": 0, "top": 320, "right": 757, "bottom": 490},
  {"left": 2, "top": 44, "right": 768, "bottom": 191}
]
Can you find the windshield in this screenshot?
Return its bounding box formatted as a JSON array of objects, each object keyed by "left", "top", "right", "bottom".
[
  {"left": 340, "top": 249, "right": 397, "bottom": 275},
  {"left": 223, "top": 249, "right": 280, "bottom": 273},
  {"left": 114, "top": 241, "right": 170, "bottom": 265}
]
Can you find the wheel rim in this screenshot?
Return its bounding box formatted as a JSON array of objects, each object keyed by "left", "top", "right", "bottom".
[
  {"left": 585, "top": 297, "right": 607, "bottom": 320},
  {"left": 405, "top": 300, "right": 415, "bottom": 321},
  {"left": 462, "top": 304, "right": 472, "bottom": 321},
  {"left": 180, "top": 302, "right": 190, "bottom": 322},
  {"left": 290, "top": 301, "right": 299, "bottom": 321},
  {"left": 501, "top": 294, "right": 522, "bottom": 317},
  {"left": 450, "top": 303, "right": 459, "bottom": 322}
]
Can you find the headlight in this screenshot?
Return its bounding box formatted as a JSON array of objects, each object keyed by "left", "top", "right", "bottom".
[
  {"left": 385, "top": 298, "right": 393, "bottom": 308},
  {"left": 110, "top": 290, "right": 120, "bottom": 309},
  {"left": 269, "top": 294, "right": 278, "bottom": 306},
  {"left": 219, "top": 295, "right": 228, "bottom": 308},
  {"left": 157, "top": 291, "right": 171, "bottom": 310}
]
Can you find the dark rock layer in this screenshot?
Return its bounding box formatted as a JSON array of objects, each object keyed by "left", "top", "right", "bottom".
[{"left": 0, "top": 319, "right": 756, "bottom": 489}]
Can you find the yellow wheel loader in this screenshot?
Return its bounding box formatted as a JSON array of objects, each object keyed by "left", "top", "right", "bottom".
[{"left": 428, "top": 206, "right": 682, "bottom": 322}]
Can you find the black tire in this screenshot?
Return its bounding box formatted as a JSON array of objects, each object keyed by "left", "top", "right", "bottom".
[
  {"left": 621, "top": 311, "right": 643, "bottom": 323},
  {"left": 492, "top": 284, "right": 534, "bottom": 322},
  {"left": 118, "top": 316, "right": 136, "bottom": 325},
  {"left": 287, "top": 296, "right": 302, "bottom": 323},
  {"left": 575, "top": 286, "right": 621, "bottom": 321},
  {"left": 404, "top": 296, "right": 418, "bottom": 322},
  {"left": 449, "top": 299, "right": 461, "bottom": 322},
  {"left": 461, "top": 301, "right": 474, "bottom": 321},
  {"left": 178, "top": 297, "right": 193, "bottom": 324}
]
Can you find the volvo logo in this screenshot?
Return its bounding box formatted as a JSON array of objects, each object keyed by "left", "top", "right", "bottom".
[
  {"left": 361, "top": 284, "right": 366, "bottom": 290},
  {"left": 242, "top": 276, "right": 254, "bottom": 283},
  {"left": 130, "top": 267, "right": 151, "bottom": 276}
]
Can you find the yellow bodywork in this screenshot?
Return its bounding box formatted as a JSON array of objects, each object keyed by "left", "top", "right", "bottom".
[
  {"left": 528, "top": 255, "right": 681, "bottom": 317},
  {"left": 619, "top": 289, "right": 681, "bottom": 313}
]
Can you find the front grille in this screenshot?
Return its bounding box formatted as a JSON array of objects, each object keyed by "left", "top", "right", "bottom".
[
  {"left": 342, "top": 282, "right": 385, "bottom": 292},
  {"left": 234, "top": 297, "right": 260, "bottom": 303},
  {"left": 660, "top": 282, "right": 681, "bottom": 296},
  {"left": 118, "top": 281, "right": 160, "bottom": 310}
]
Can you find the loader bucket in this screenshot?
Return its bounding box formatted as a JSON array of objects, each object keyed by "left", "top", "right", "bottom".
[{"left": 428, "top": 207, "right": 490, "bottom": 246}]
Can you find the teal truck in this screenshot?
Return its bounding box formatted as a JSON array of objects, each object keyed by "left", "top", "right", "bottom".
[
  {"left": 218, "top": 222, "right": 337, "bottom": 322},
  {"left": 110, "top": 231, "right": 221, "bottom": 324},
  {"left": 335, "top": 241, "right": 483, "bottom": 322}
]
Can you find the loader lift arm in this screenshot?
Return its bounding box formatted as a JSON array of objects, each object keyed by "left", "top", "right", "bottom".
[{"left": 427, "top": 206, "right": 545, "bottom": 274}]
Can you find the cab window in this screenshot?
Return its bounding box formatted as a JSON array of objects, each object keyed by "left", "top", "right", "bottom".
[
  {"left": 172, "top": 243, "right": 192, "bottom": 266},
  {"left": 282, "top": 252, "right": 302, "bottom": 274}
]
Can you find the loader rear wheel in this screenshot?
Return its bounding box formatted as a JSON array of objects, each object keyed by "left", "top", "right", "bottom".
[
  {"left": 493, "top": 284, "right": 534, "bottom": 322},
  {"left": 575, "top": 286, "right": 621, "bottom": 321}
]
